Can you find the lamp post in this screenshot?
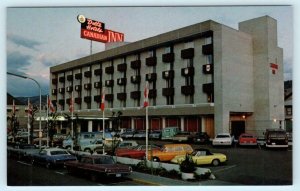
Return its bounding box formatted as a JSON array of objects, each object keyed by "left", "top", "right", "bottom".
[{"left": 7, "top": 72, "right": 42, "bottom": 149}]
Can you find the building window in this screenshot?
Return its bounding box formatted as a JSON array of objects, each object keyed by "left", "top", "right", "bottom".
[
  {"left": 207, "top": 55, "right": 213, "bottom": 65},
  {"left": 205, "top": 37, "right": 212, "bottom": 45},
  {"left": 184, "top": 41, "right": 194, "bottom": 49},
  {"left": 148, "top": 50, "right": 154, "bottom": 57},
  {"left": 286, "top": 107, "right": 292, "bottom": 116},
  {"left": 165, "top": 46, "right": 171, "bottom": 53}
]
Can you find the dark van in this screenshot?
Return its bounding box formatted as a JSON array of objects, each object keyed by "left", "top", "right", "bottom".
[{"left": 264, "top": 129, "right": 288, "bottom": 148}]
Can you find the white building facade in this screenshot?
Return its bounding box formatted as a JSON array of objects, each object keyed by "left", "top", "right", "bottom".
[{"left": 50, "top": 16, "right": 284, "bottom": 138}]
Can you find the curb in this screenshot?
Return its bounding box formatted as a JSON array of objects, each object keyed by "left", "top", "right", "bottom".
[{"left": 131, "top": 178, "right": 161, "bottom": 186}]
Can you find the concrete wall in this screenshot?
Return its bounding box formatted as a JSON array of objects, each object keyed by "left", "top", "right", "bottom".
[
  {"left": 239, "top": 16, "right": 284, "bottom": 136},
  {"left": 213, "top": 22, "right": 254, "bottom": 134}
]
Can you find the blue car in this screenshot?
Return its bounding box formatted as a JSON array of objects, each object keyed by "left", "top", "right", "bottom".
[{"left": 31, "top": 148, "right": 77, "bottom": 168}]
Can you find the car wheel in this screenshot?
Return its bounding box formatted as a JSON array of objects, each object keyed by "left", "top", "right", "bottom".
[
  {"left": 152, "top": 157, "right": 160, "bottom": 162},
  {"left": 90, "top": 173, "right": 98, "bottom": 182},
  {"left": 84, "top": 148, "right": 92, "bottom": 153},
  {"left": 212, "top": 159, "right": 220, "bottom": 166},
  {"left": 46, "top": 162, "right": 51, "bottom": 169}
]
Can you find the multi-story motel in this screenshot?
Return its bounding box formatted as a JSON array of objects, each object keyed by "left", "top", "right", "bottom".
[{"left": 50, "top": 15, "right": 284, "bottom": 139}]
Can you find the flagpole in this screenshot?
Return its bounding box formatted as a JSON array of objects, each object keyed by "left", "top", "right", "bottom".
[
  {"left": 145, "top": 105, "right": 149, "bottom": 160},
  {"left": 27, "top": 99, "right": 30, "bottom": 144},
  {"left": 46, "top": 95, "right": 49, "bottom": 147},
  {"left": 71, "top": 91, "right": 74, "bottom": 151},
  {"left": 144, "top": 82, "right": 149, "bottom": 161},
  {"left": 101, "top": 88, "right": 106, "bottom": 155},
  {"left": 102, "top": 109, "right": 105, "bottom": 154}
]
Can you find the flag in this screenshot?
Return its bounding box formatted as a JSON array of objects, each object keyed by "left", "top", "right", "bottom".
[
  {"left": 28, "top": 99, "right": 33, "bottom": 118},
  {"left": 12, "top": 99, "right": 16, "bottom": 115},
  {"left": 69, "top": 95, "right": 74, "bottom": 113},
  {"left": 100, "top": 88, "right": 105, "bottom": 111},
  {"left": 143, "top": 82, "right": 149, "bottom": 108},
  {"left": 48, "top": 97, "right": 55, "bottom": 113}
]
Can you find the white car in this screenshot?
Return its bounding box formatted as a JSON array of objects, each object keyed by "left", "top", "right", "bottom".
[{"left": 212, "top": 133, "right": 234, "bottom": 146}]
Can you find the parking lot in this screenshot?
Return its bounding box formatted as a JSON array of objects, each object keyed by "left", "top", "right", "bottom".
[{"left": 138, "top": 139, "right": 293, "bottom": 185}]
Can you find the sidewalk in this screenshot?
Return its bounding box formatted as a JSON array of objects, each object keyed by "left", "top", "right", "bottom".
[{"left": 128, "top": 171, "right": 234, "bottom": 186}]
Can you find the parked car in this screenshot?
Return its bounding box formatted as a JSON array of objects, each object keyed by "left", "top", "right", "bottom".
[
  {"left": 147, "top": 144, "right": 193, "bottom": 162},
  {"left": 115, "top": 144, "right": 161, "bottom": 159},
  {"left": 65, "top": 155, "right": 132, "bottom": 180},
  {"left": 238, "top": 133, "right": 258, "bottom": 146},
  {"left": 117, "top": 140, "right": 139, "bottom": 149},
  {"left": 31, "top": 148, "right": 77, "bottom": 168},
  {"left": 7, "top": 143, "right": 39, "bottom": 161},
  {"left": 133, "top": 131, "right": 146, "bottom": 139},
  {"left": 120, "top": 131, "right": 135, "bottom": 139},
  {"left": 193, "top": 132, "right": 210, "bottom": 144},
  {"left": 15, "top": 132, "right": 30, "bottom": 143},
  {"left": 106, "top": 140, "right": 139, "bottom": 156},
  {"left": 172, "top": 131, "right": 194, "bottom": 142},
  {"left": 149, "top": 130, "right": 162, "bottom": 139},
  {"left": 264, "top": 129, "right": 288, "bottom": 148},
  {"left": 212, "top": 133, "right": 234, "bottom": 146},
  {"left": 171, "top": 148, "right": 227, "bottom": 166},
  {"left": 80, "top": 139, "right": 103, "bottom": 153},
  {"left": 161, "top": 127, "right": 179, "bottom": 140}
]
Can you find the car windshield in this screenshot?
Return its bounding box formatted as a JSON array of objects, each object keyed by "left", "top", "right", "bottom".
[
  {"left": 241, "top": 135, "right": 254, "bottom": 138},
  {"left": 94, "top": 156, "right": 115, "bottom": 164},
  {"left": 177, "top": 132, "right": 189, "bottom": 135},
  {"left": 50, "top": 150, "right": 69, "bottom": 155},
  {"left": 268, "top": 131, "right": 286, "bottom": 138},
  {"left": 216, "top": 135, "right": 230, "bottom": 138}
]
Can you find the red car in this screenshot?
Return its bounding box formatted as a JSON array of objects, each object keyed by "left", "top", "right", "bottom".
[
  {"left": 238, "top": 133, "right": 257, "bottom": 146},
  {"left": 115, "top": 145, "right": 160, "bottom": 159}
]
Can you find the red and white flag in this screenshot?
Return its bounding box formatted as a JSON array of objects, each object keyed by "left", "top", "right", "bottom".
[
  {"left": 100, "top": 88, "right": 106, "bottom": 111},
  {"left": 143, "top": 82, "right": 149, "bottom": 108},
  {"left": 28, "top": 99, "right": 33, "bottom": 118},
  {"left": 69, "top": 95, "right": 74, "bottom": 113},
  {"left": 48, "top": 97, "right": 55, "bottom": 113}
]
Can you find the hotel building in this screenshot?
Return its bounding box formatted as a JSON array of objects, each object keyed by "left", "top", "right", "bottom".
[{"left": 50, "top": 15, "right": 284, "bottom": 138}]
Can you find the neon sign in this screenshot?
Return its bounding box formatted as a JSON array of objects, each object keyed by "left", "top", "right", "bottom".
[{"left": 77, "top": 14, "right": 124, "bottom": 43}]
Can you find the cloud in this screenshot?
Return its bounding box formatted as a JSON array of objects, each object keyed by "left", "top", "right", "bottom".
[
  {"left": 7, "top": 51, "right": 32, "bottom": 73},
  {"left": 7, "top": 33, "right": 42, "bottom": 50}
]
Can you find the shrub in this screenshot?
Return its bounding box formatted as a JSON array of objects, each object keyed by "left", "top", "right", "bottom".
[{"left": 179, "top": 154, "right": 196, "bottom": 173}]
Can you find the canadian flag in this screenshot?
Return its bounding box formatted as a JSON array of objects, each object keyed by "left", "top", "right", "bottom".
[
  {"left": 48, "top": 97, "right": 55, "bottom": 113},
  {"left": 69, "top": 96, "right": 74, "bottom": 113},
  {"left": 100, "top": 88, "right": 105, "bottom": 111},
  {"left": 143, "top": 82, "right": 149, "bottom": 108},
  {"left": 28, "top": 99, "right": 33, "bottom": 117}
]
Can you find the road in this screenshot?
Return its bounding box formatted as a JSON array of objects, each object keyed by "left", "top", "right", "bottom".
[{"left": 7, "top": 159, "right": 142, "bottom": 186}]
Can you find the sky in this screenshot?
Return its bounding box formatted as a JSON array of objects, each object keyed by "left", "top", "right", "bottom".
[{"left": 5, "top": 5, "right": 294, "bottom": 97}]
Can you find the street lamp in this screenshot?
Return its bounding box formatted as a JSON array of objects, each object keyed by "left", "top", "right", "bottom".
[{"left": 7, "top": 72, "right": 42, "bottom": 149}]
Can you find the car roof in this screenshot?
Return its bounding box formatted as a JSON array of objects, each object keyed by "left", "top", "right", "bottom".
[
  {"left": 194, "top": 148, "right": 210, "bottom": 152},
  {"left": 163, "top": 144, "right": 192, "bottom": 147},
  {"left": 82, "top": 154, "right": 112, "bottom": 159},
  {"left": 240, "top": 133, "right": 255, "bottom": 136}
]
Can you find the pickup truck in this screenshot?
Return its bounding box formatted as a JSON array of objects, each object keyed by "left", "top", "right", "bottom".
[
  {"left": 80, "top": 139, "right": 103, "bottom": 153},
  {"left": 64, "top": 155, "right": 132, "bottom": 181}
]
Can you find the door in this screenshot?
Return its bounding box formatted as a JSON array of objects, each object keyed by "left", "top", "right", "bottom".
[{"left": 231, "top": 121, "right": 245, "bottom": 139}]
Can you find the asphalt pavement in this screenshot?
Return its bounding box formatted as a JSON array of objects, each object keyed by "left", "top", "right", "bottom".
[{"left": 128, "top": 171, "right": 234, "bottom": 186}]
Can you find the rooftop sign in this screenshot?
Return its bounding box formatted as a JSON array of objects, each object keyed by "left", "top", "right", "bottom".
[{"left": 77, "top": 15, "right": 124, "bottom": 43}]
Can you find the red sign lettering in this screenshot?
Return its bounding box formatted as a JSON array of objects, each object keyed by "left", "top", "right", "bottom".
[{"left": 79, "top": 17, "right": 124, "bottom": 43}]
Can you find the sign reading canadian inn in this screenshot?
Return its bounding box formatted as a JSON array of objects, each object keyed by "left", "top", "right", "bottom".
[{"left": 77, "top": 14, "right": 124, "bottom": 43}]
